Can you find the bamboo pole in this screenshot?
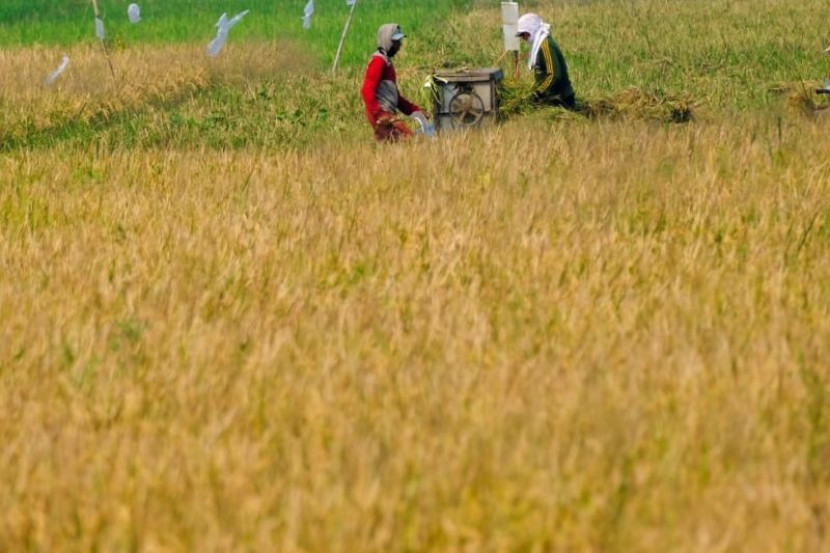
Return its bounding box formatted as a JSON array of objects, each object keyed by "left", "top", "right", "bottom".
[
  {"left": 331, "top": 0, "right": 358, "bottom": 75},
  {"left": 90, "top": 0, "right": 117, "bottom": 82}
]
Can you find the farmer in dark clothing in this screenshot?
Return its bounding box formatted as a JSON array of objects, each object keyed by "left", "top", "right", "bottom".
[{"left": 516, "top": 13, "right": 576, "bottom": 109}]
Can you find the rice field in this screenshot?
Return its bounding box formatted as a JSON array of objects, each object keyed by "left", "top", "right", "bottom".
[
  {"left": 2, "top": 0, "right": 830, "bottom": 551},
  {"left": 0, "top": 0, "right": 472, "bottom": 66}
]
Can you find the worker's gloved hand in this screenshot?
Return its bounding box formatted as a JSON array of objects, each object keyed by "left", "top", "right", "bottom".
[
  {"left": 375, "top": 113, "right": 414, "bottom": 142},
  {"left": 376, "top": 113, "right": 399, "bottom": 128}
]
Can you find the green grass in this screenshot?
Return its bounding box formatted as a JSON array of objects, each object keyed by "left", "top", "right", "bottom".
[
  {"left": 3, "top": 0, "right": 830, "bottom": 154},
  {"left": 1, "top": 76, "right": 361, "bottom": 151},
  {"left": 0, "top": 0, "right": 475, "bottom": 67},
  {"left": 561, "top": 0, "right": 830, "bottom": 112},
  {"left": 2, "top": 0, "right": 830, "bottom": 152}
]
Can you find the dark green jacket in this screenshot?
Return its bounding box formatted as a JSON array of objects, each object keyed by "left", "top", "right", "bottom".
[{"left": 533, "top": 35, "right": 575, "bottom": 105}]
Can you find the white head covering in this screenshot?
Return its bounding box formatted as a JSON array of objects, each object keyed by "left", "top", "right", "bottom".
[{"left": 517, "top": 13, "right": 551, "bottom": 70}]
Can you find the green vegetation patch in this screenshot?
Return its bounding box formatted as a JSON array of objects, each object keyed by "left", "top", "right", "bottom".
[{"left": 0, "top": 0, "right": 475, "bottom": 67}]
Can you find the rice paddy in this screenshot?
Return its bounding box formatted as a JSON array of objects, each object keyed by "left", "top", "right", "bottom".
[{"left": 2, "top": 0, "right": 830, "bottom": 551}]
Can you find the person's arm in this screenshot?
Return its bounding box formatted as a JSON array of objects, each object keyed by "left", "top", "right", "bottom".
[
  {"left": 533, "top": 38, "right": 556, "bottom": 99},
  {"left": 361, "top": 56, "right": 386, "bottom": 125},
  {"left": 396, "top": 93, "right": 422, "bottom": 117}
]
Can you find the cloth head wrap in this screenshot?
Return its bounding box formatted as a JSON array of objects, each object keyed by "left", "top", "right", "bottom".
[
  {"left": 517, "top": 13, "right": 551, "bottom": 70},
  {"left": 377, "top": 23, "right": 404, "bottom": 53}
]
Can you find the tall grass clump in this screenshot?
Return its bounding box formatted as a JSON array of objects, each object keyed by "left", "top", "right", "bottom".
[{"left": 2, "top": 116, "right": 830, "bottom": 551}]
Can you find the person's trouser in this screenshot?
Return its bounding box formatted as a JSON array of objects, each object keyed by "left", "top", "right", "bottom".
[
  {"left": 535, "top": 92, "right": 577, "bottom": 110},
  {"left": 556, "top": 94, "right": 577, "bottom": 110}
]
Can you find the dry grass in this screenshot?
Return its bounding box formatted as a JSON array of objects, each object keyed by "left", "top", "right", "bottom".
[
  {"left": 3, "top": 0, "right": 830, "bottom": 550},
  {"left": 2, "top": 114, "right": 830, "bottom": 551},
  {"left": 0, "top": 41, "right": 315, "bottom": 146},
  {"left": 767, "top": 80, "right": 830, "bottom": 116},
  {"left": 498, "top": 80, "right": 697, "bottom": 123},
  {"left": 579, "top": 88, "right": 696, "bottom": 122}
]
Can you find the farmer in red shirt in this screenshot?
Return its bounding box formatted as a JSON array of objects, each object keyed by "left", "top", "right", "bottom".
[{"left": 361, "top": 24, "right": 427, "bottom": 142}]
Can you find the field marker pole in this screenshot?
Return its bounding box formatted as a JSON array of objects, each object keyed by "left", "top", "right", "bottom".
[
  {"left": 90, "top": 0, "right": 117, "bottom": 82},
  {"left": 824, "top": 39, "right": 830, "bottom": 80},
  {"left": 500, "top": 2, "right": 520, "bottom": 78},
  {"left": 332, "top": 0, "right": 358, "bottom": 75}
]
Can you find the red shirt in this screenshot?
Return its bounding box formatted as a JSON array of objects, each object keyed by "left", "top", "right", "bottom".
[{"left": 361, "top": 53, "right": 421, "bottom": 127}]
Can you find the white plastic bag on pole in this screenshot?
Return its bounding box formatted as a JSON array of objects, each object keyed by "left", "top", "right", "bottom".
[
  {"left": 45, "top": 55, "right": 70, "bottom": 86},
  {"left": 303, "top": 0, "right": 314, "bottom": 29},
  {"left": 128, "top": 3, "right": 141, "bottom": 23},
  {"left": 207, "top": 10, "right": 249, "bottom": 57},
  {"left": 225, "top": 10, "right": 249, "bottom": 29},
  {"left": 95, "top": 17, "right": 106, "bottom": 40},
  {"left": 207, "top": 28, "right": 228, "bottom": 57}
]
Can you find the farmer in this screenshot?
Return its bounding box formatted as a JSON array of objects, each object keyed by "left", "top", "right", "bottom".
[
  {"left": 361, "top": 23, "right": 428, "bottom": 142},
  {"left": 516, "top": 13, "right": 576, "bottom": 110}
]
